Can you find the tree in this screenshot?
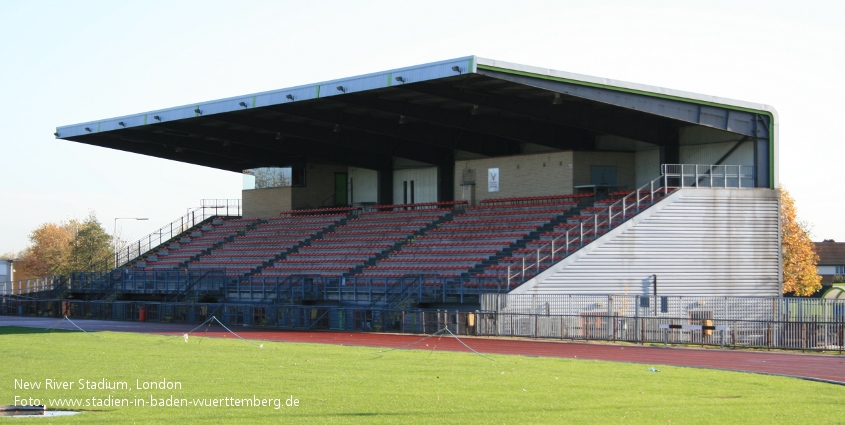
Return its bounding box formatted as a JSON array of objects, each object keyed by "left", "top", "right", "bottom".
[
  {"left": 780, "top": 186, "right": 821, "bottom": 296},
  {"left": 17, "top": 222, "right": 74, "bottom": 277},
  {"left": 15, "top": 213, "right": 113, "bottom": 279},
  {"left": 68, "top": 214, "right": 113, "bottom": 272}
]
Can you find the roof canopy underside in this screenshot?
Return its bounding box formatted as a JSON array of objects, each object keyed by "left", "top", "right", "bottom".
[{"left": 57, "top": 56, "right": 776, "bottom": 185}]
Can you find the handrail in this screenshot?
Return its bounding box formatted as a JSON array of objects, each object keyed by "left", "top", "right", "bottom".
[
  {"left": 0, "top": 276, "right": 62, "bottom": 296},
  {"left": 502, "top": 164, "right": 755, "bottom": 286},
  {"left": 113, "top": 199, "right": 242, "bottom": 268}
]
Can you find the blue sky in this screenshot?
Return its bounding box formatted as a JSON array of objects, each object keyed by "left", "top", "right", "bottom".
[{"left": 2, "top": 0, "right": 843, "bottom": 255}]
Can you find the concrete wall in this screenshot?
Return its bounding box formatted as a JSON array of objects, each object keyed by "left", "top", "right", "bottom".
[
  {"left": 635, "top": 149, "right": 661, "bottom": 187},
  {"left": 453, "top": 152, "right": 575, "bottom": 205},
  {"left": 291, "top": 164, "right": 347, "bottom": 209},
  {"left": 572, "top": 151, "right": 636, "bottom": 190},
  {"left": 512, "top": 188, "right": 781, "bottom": 297}
]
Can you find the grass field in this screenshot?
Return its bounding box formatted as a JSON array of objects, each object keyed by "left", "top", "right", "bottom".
[{"left": 2, "top": 326, "right": 844, "bottom": 424}]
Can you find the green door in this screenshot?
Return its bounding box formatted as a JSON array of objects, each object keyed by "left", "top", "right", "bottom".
[{"left": 334, "top": 173, "right": 348, "bottom": 206}]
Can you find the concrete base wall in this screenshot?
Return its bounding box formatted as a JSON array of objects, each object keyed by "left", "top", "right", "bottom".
[{"left": 512, "top": 188, "right": 781, "bottom": 297}]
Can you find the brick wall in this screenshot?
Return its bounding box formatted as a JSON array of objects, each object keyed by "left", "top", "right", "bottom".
[
  {"left": 453, "top": 152, "right": 575, "bottom": 205},
  {"left": 242, "top": 186, "right": 292, "bottom": 219}
]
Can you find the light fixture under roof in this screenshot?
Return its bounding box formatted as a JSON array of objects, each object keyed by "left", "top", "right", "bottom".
[
  {"left": 153, "top": 115, "right": 161, "bottom": 121},
  {"left": 336, "top": 86, "right": 346, "bottom": 93},
  {"left": 398, "top": 115, "right": 407, "bottom": 124},
  {"left": 286, "top": 94, "right": 294, "bottom": 101},
  {"left": 333, "top": 124, "right": 341, "bottom": 132},
  {"left": 194, "top": 108, "right": 202, "bottom": 115},
  {"left": 471, "top": 105, "right": 479, "bottom": 115},
  {"left": 552, "top": 93, "right": 562, "bottom": 105},
  {"left": 238, "top": 101, "right": 248, "bottom": 108},
  {"left": 275, "top": 132, "right": 281, "bottom": 140},
  {"left": 118, "top": 121, "right": 126, "bottom": 127},
  {"left": 85, "top": 127, "right": 92, "bottom": 132},
  {"left": 451, "top": 66, "right": 461, "bottom": 74},
  {"left": 395, "top": 76, "right": 405, "bottom": 83}
]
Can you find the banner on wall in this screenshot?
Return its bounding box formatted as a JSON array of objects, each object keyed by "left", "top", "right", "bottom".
[{"left": 488, "top": 168, "right": 499, "bottom": 192}]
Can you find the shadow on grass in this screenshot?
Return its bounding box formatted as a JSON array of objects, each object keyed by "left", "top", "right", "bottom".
[{"left": 0, "top": 326, "right": 80, "bottom": 335}]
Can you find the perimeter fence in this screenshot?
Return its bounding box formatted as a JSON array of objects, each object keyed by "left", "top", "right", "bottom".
[{"left": 1, "top": 295, "right": 843, "bottom": 352}]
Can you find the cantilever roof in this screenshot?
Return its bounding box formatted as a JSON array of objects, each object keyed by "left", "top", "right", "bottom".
[{"left": 56, "top": 56, "right": 778, "bottom": 185}]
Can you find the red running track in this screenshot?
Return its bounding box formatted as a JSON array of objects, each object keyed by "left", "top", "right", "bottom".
[{"left": 3, "top": 316, "right": 844, "bottom": 385}]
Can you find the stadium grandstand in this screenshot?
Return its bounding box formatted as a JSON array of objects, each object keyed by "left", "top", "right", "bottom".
[{"left": 46, "top": 56, "right": 780, "bottom": 318}]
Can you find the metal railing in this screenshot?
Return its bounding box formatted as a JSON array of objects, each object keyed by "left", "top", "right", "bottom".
[
  {"left": 474, "top": 312, "right": 843, "bottom": 352},
  {"left": 663, "top": 164, "right": 755, "bottom": 189},
  {"left": 226, "top": 274, "right": 522, "bottom": 307},
  {"left": 0, "top": 276, "right": 62, "bottom": 296},
  {"left": 70, "top": 269, "right": 226, "bottom": 296},
  {"left": 502, "top": 164, "right": 755, "bottom": 286},
  {"left": 113, "top": 199, "right": 241, "bottom": 268},
  {"left": 481, "top": 294, "right": 845, "bottom": 322},
  {"left": 2, "top": 297, "right": 840, "bottom": 351}
]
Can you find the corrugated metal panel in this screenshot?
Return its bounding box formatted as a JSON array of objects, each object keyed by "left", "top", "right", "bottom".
[
  {"left": 512, "top": 188, "right": 780, "bottom": 297},
  {"left": 679, "top": 126, "right": 753, "bottom": 167},
  {"left": 635, "top": 149, "right": 660, "bottom": 186},
  {"left": 680, "top": 142, "right": 753, "bottom": 168},
  {"left": 348, "top": 167, "right": 378, "bottom": 204},
  {"left": 56, "top": 56, "right": 476, "bottom": 139},
  {"left": 393, "top": 167, "right": 438, "bottom": 204},
  {"left": 474, "top": 58, "right": 777, "bottom": 119}
]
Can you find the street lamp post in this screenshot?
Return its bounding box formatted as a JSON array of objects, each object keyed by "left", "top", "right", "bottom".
[{"left": 114, "top": 217, "right": 149, "bottom": 267}]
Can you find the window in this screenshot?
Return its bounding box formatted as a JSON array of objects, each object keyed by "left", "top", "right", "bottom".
[{"left": 836, "top": 266, "right": 845, "bottom": 274}]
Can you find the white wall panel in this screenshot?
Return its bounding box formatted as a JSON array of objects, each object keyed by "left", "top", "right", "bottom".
[
  {"left": 393, "top": 167, "right": 438, "bottom": 204},
  {"left": 348, "top": 167, "right": 378, "bottom": 204}
]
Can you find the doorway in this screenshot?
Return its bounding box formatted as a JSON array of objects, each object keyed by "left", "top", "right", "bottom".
[{"left": 334, "top": 172, "right": 348, "bottom": 206}]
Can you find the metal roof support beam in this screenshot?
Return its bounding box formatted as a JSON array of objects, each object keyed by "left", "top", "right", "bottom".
[
  {"left": 67, "top": 134, "right": 248, "bottom": 171},
  {"left": 271, "top": 104, "right": 521, "bottom": 157},
  {"left": 404, "top": 80, "right": 674, "bottom": 145},
  {"left": 477, "top": 69, "right": 771, "bottom": 140},
  {"left": 115, "top": 128, "right": 386, "bottom": 170},
  {"left": 752, "top": 115, "right": 771, "bottom": 188},
  {"left": 201, "top": 114, "right": 448, "bottom": 165},
  {"left": 377, "top": 161, "right": 393, "bottom": 204},
  {"left": 333, "top": 94, "right": 596, "bottom": 150}
]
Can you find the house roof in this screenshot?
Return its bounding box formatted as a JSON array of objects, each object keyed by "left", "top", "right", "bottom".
[{"left": 815, "top": 240, "right": 845, "bottom": 266}]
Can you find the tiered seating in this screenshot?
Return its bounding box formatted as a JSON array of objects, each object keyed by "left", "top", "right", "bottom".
[
  {"left": 143, "top": 218, "right": 261, "bottom": 269},
  {"left": 358, "top": 198, "right": 578, "bottom": 278},
  {"left": 255, "top": 207, "right": 454, "bottom": 278},
  {"left": 189, "top": 213, "right": 347, "bottom": 276}
]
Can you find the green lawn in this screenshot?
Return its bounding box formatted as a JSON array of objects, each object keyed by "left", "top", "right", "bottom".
[{"left": 1, "top": 326, "right": 843, "bottom": 424}]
